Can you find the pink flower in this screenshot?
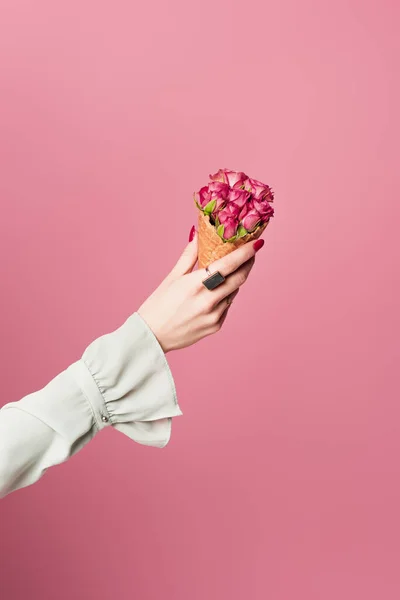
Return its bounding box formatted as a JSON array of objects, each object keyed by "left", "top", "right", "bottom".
[
  {"left": 238, "top": 199, "right": 253, "bottom": 221},
  {"left": 220, "top": 218, "right": 239, "bottom": 240},
  {"left": 218, "top": 205, "right": 240, "bottom": 239},
  {"left": 209, "top": 168, "right": 248, "bottom": 189},
  {"left": 194, "top": 185, "right": 212, "bottom": 208},
  {"left": 195, "top": 169, "right": 275, "bottom": 237},
  {"left": 228, "top": 188, "right": 250, "bottom": 208},
  {"left": 209, "top": 181, "right": 230, "bottom": 211},
  {"left": 224, "top": 170, "right": 247, "bottom": 188},
  {"left": 241, "top": 208, "right": 262, "bottom": 232},
  {"left": 248, "top": 178, "right": 271, "bottom": 200},
  {"left": 253, "top": 196, "right": 274, "bottom": 219},
  {"left": 209, "top": 168, "right": 227, "bottom": 183},
  {"left": 208, "top": 181, "right": 229, "bottom": 198},
  {"left": 220, "top": 203, "right": 241, "bottom": 219}
]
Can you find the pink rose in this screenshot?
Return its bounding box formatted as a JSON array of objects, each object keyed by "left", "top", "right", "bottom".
[
  {"left": 209, "top": 168, "right": 248, "bottom": 189},
  {"left": 220, "top": 203, "right": 241, "bottom": 219},
  {"left": 209, "top": 168, "right": 227, "bottom": 184},
  {"left": 228, "top": 188, "right": 250, "bottom": 208},
  {"left": 208, "top": 181, "right": 230, "bottom": 198},
  {"left": 194, "top": 185, "right": 212, "bottom": 208},
  {"left": 219, "top": 218, "right": 239, "bottom": 240},
  {"left": 218, "top": 205, "right": 240, "bottom": 239},
  {"left": 248, "top": 178, "right": 272, "bottom": 200},
  {"left": 238, "top": 198, "right": 253, "bottom": 221},
  {"left": 208, "top": 181, "right": 230, "bottom": 212},
  {"left": 253, "top": 196, "right": 274, "bottom": 219},
  {"left": 224, "top": 170, "right": 247, "bottom": 188},
  {"left": 241, "top": 208, "right": 262, "bottom": 232}
]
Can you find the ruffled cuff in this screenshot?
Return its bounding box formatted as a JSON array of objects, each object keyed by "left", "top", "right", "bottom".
[{"left": 70, "top": 312, "right": 182, "bottom": 448}]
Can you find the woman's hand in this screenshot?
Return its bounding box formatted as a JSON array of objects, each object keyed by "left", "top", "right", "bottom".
[{"left": 138, "top": 227, "right": 264, "bottom": 352}]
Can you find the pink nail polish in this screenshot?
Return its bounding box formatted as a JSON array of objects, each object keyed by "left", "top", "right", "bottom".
[
  {"left": 189, "top": 225, "right": 195, "bottom": 242},
  {"left": 254, "top": 239, "right": 264, "bottom": 252}
]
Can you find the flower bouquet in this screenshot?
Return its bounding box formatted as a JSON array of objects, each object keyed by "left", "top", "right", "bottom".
[{"left": 194, "top": 169, "right": 274, "bottom": 268}]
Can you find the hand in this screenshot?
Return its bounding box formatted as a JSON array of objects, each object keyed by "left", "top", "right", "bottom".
[{"left": 138, "top": 228, "right": 264, "bottom": 352}]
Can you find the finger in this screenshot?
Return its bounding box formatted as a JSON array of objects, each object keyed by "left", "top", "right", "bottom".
[
  {"left": 210, "top": 257, "right": 255, "bottom": 304},
  {"left": 216, "top": 294, "right": 236, "bottom": 329},
  {"left": 203, "top": 301, "right": 233, "bottom": 338},
  {"left": 213, "top": 289, "right": 239, "bottom": 320},
  {"left": 197, "top": 238, "right": 264, "bottom": 282},
  {"left": 218, "top": 305, "right": 230, "bottom": 328},
  {"left": 169, "top": 228, "right": 198, "bottom": 278}
]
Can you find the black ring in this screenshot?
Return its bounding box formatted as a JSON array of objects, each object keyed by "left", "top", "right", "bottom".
[{"left": 202, "top": 268, "right": 226, "bottom": 290}]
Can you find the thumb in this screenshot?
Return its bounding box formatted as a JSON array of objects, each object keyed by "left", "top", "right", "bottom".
[{"left": 170, "top": 227, "right": 198, "bottom": 278}]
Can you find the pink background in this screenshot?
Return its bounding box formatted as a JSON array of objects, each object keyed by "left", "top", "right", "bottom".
[{"left": 1, "top": 0, "right": 399, "bottom": 598}]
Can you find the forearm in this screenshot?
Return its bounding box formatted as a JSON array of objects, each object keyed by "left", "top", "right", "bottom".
[{"left": 0, "top": 313, "right": 182, "bottom": 499}]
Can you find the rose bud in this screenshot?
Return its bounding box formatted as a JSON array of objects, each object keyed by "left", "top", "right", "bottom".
[
  {"left": 194, "top": 185, "right": 212, "bottom": 208},
  {"left": 209, "top": 182, "right": 230, "bottom": 210},
  {"left": 208, "top": 181, "right": 230, "bottom": 198},
  {"left": 219, "top": 217, "right": 239, "bottom": 240},
  {"left": 238, "top": 198, "right": 254, "bottom": 221},
  {"left": 218, "top": 205, "right": 240, "bottom": 239},
  {"left": 248, "top": 178, "right": 271, "bottom": 200},
  {"left": 209, "top": 168, "right": 227, "bottom": 183},
  {"left": 228, "top": 188, "right": 250, "bottom": 208},
  {"left": 224, "top": 170, "right": 248, "bottom": 188},
  {"left": 253, "top": 197, "right": 274, "bottom": 219},
  {"left": 241, "top": 208, "right": 262, "bottom": 232},
  {"left": 210, "top": 169, "right": 248, "bottom": 189},
  {"left": 220, "top": 203, "right": 241, "bottom": 219}
]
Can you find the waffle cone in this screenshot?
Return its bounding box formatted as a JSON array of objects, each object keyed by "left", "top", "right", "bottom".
[{"left": 197, "top": 210, "right": 268, "bottom": 269}]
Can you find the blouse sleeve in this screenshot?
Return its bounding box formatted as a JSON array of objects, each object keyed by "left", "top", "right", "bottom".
[{"left": 0, "top": 312, "right": 182, "bottom": 499}]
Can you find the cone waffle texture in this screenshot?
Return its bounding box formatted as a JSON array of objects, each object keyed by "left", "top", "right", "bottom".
[{"left": 197, "top": 210, "right": 268, "bottom": 269}]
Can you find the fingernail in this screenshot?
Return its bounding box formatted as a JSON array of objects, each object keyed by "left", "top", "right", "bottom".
[
  {"left": 189, "top": 225, "right": 195, "bottom": 242},
  {"left": 254, "top": 239, "right": 264, "bottom": 252}
]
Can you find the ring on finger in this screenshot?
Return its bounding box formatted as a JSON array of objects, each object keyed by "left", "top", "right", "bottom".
[{"left": 202, "top": 265, "right": 226, "bottom": 290}]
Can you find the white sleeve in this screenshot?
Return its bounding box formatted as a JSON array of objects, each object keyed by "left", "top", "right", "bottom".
[{"left": 0, "top": 312, "right": 182, "bottom": 498}]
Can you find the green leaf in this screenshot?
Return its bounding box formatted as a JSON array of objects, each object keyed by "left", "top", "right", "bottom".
[
  {"left": 237, "top": 225, "right": 248, "bottom": 238},
  {"left": 217, "top": 224, "right": 225, "bottom": 240},
  {"left": 203, "top": 199, "right": 216, "bottom": 215}
]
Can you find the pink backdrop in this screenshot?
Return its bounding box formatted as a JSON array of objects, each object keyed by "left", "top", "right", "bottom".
[{"left": 1, "top": 0, "right": 399, "bottom": 598}]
